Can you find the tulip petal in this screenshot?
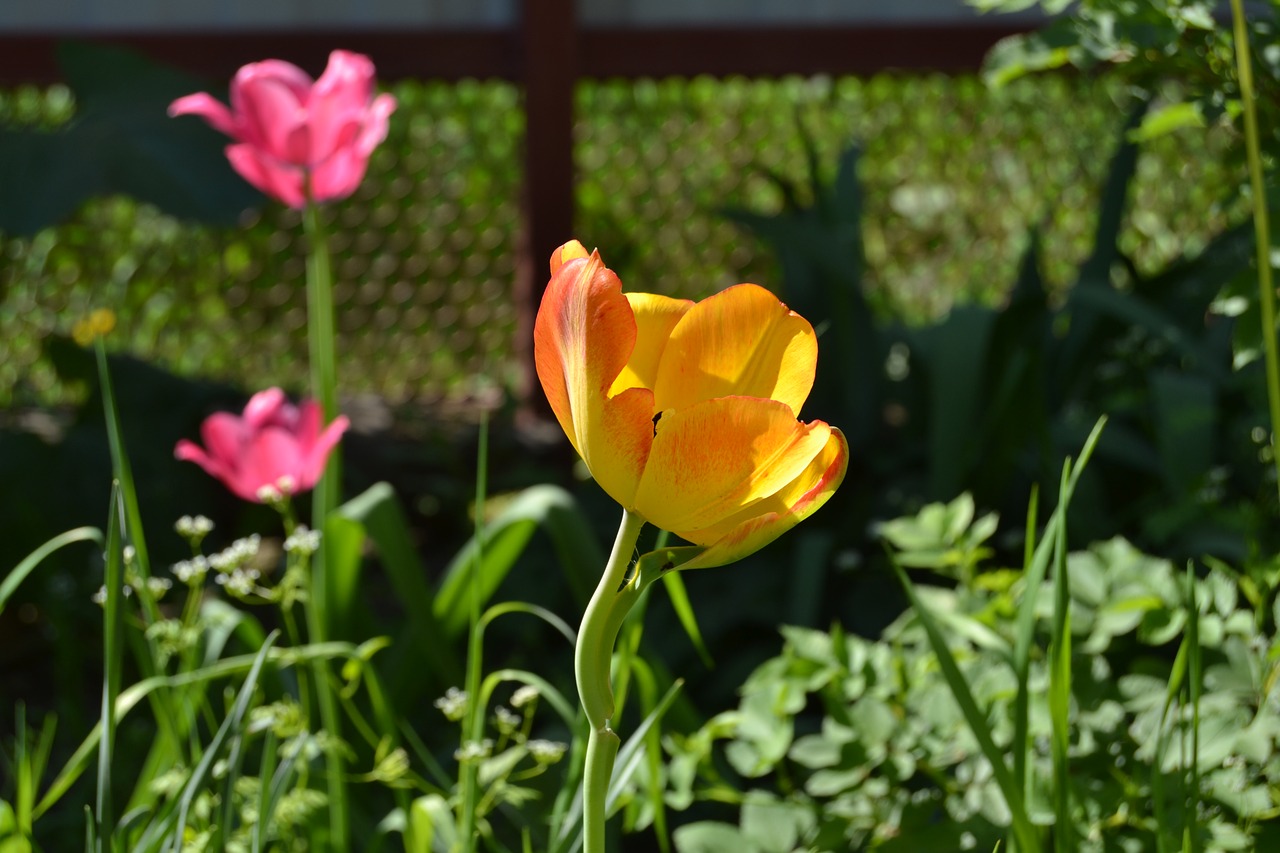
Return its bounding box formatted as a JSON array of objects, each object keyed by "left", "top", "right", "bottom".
[
  {"left": 676, "top": 427, "right": 848, "bottom": 570},
  {"left": 226, "top": 143, "right": 307, "bottom": 207},
  {"left": 242, "top": 427, "right": 305, "bottom": 500},
  {"left": 311, "top": 51, "right": 389, "bottom": 164},
  {"left": 198, "top": 413, "right": 248, "bottom": 471},
  {"left": 549, "top": 240, "right": 588, "bottom": 275},
  {"left": 175, "top": 438, "right": 229, "bottom": 484},
  {"left": 653, "top": 283, "right": 817, "bottom": 416},
  {"left": 609, "top": 292, "right": 693, "bottom": 397},
  {"left": 303, "top": 414, "right": 350, "bottom": 491},
  {"left": 244, "top": 388, "right": 289, "bottom": 429},
  {"left": 633, "top": 396, "right": 831, "bottom": 536},
  {"left": 534, "top": 248, "right": 654, "bottom": 507},
  {"left": 235, "top": 72, "right": 310, "bottom": 164},
  {"left": 167, "top": 92, "right": 239, "bottom": 137}
]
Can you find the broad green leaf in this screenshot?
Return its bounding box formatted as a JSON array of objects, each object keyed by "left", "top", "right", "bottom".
[{"left": 436, "top": 485, "right": 604, "bottom": 636}]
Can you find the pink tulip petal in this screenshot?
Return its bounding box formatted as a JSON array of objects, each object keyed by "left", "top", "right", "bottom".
[
  {"left": 199, "top": 413, "right": 247, "bottom": 469},
  {"left": 167, "top": 92, "right": 239, "bottom": 137},
  {"left": 300, "top": 414, "right": 349, "bottom": 491},
  {"left": 293, "top": 400, "right": 323, "bottom": 457},
  {"left": 243, "top": 388, "right": 288, "bottom": 429},
  {"left": 230, "top": 58, "right": 312, "bottom": 151},
  {"left": 226, "top": 143, "right": 307, "bottom": 207},
  {"left": 175, "top": 438, "right": 221, "bottom": 476},
  {"left": 355, "top": 93, "right": 397, "bottom": 157},
  {"left": 308, "top": 147, "right": 367, "bottom": 203},
  {"left": 234, "top": 74, "right": 310, "bottom": 163},
  {"left": 242, "top": 428, "right": 306, "bottom": 500}
]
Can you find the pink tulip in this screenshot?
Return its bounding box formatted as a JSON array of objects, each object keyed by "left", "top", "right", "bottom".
[
  {"left": 176, "top": 388, "right": 349, "bottom": 502},
  {"left": 169, "top": 50, "right": 397, "bottom": 208}
]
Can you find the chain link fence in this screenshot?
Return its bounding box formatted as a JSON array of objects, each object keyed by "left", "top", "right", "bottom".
[{"left": 0, "top": 73, "right": 1242, "bottom": 408}]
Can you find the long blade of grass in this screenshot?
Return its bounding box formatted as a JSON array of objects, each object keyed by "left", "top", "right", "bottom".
[
  {"left": 1010, "top": 416, "right": 1106, "bottom": 846},
  {"left": 1184, "top": 563, "right": 1202, "bottom": 853},
  {"left": 1048, "top": 465, "right": 1073, "bottom": 852},
  {"left": 660, "top": 572, "right": 714, "bottom": 669},
  {"left": 95, "top": 340, "right": 185, "bottom": 792},
  {"left": 459, "top": 412, "right": 489, "bottom": 853},
  {"left": 435, "top": 485, "right": 605, "bottom": 636},
  {"left": 0, "top": 526, "right": 102, "bottom": 616},
  {"left": 35, "top": 640, "right": 359, "bottom": 820},
  {"left": 164, "top": 631, "right": 279, "bottom": 851},
  {"left": 336, "top": 483, "right": 460, "bottom": 688},
  {"left": 250, "top": 730, "right": 279, "bottom": 853},
  {"left": 95, "top": 485, "right": 124, "bottom": 851},
  {"left": 891, "top": 557, "right": 1039, "bottom": 853},
  {"left": 1229, "top": 0, "right": 1280, "bottom": 504}
]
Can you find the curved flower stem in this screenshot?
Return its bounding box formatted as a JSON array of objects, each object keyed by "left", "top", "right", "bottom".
[
  {"left": 1230, "top": 0, "right": 1280, "bottom": 506},
  {"left": 576, "top": 508, "right": 646, "bottom": 853},
  {"left": 302, "top": 198, "right": 347, "bottom": 845}
]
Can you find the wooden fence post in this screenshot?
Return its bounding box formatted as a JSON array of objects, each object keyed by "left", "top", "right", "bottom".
[{"left": 515, "top": 0, "right": 577, "bottom": 417}]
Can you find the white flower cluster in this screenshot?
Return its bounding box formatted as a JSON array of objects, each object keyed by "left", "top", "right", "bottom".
[
  {"left": 527, "top": 739, "right": 568, "bottom": 764},
  {"left": 145, "top": 576, "right": 173, "bottom": 599},
  {"left": 453, "top": 739, "right": 493, "bottom": 762},
  {"left": 175, "top": 507, "right": 215, "bottom": 535},
  {"left": 434, "top": 686, "right": 469, "bottom": 722},
  {"left": 209, "top": 535, "right": 262, "bottom": 572},
  {"left": 256, "top": 475, "right": 297, "bottom": 504},
  {"left": 92, "top": 585, "right": 132, "bottom": 605},
  {"left": 510, "top": 684, "right": 540, "bottom": 709},
  {"left": 216, "top": 567, "right": 261, "bottom": 596},
  {"left": 171, "top": 556, "right": 210, "bottom": 584},
  {"left": 284, "top": 526, "right": 321, "bottom": 557},
  {"left": 493, "top": 705, "right": 520, "bottom": 735}
]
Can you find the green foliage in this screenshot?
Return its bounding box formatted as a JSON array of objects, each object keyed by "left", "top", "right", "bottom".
[
  {"left": 664, "top": 498, "right": 1280, "bottom": 851},
  {"left": 730, "top": 101, "right": 1269, "bottom": 561},
  {"left": 0, "top": 42, "right": 261, "bottom": 236},
  {"left": 0, "top": 71, "right": 1242, "bottom": 406}
]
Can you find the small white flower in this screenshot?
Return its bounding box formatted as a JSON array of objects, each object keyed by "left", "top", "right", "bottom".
[
  {"left": 510, "top": 685, "right": 539, "bottom": 709},
  {"left": 453, "top": 739, "right": 493, "bottom": 762},
  {"left": 256, "top": 484, "right": 283, "bottom": 503},
  {"left": 146, "top": 577, "right": 173, "bottom": 599},
  {"left": 527, "top": 739, "right": 567, "bottom": 764},
  {"left": 493, "top": 706, "right": 520, "bottom": 734},
  {"left": 276, "top": 475, "right": 297, "bottom": 495},
  {"left": 284, "top": 527, "right": 322, "bottom": 557},
  {"left": 434, "top": 687, "right": 469, "bottom": 722}
]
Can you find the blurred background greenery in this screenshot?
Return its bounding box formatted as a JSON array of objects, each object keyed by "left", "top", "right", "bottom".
[{"left": 0, "top": 72, "right": 1241, "bottom": 407}]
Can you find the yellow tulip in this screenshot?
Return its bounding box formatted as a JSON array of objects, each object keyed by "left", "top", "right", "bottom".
[{"left": 534, "top": 239, "right": 847, "bottom": 569}]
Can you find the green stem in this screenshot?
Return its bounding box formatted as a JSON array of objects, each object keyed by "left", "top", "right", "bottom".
[
  {"left": 575, "top": 509, "right": 646, "bottom": 853},
  {"left": 459, "top": 414, "right": 489, "bottom": 852},
  {"left": 1231, "top": 0, "right": 1280, "bottom": 506},
  {"left": 302, "top": 199, "right": 347, "bottom": 845}
]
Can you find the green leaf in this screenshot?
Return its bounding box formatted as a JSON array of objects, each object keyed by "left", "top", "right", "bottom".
[
  {"left": 673, "top": 822, "right": 756, "bottom": 853},
  {"left": 435, "top": 485, "right": 604, "bottom": 636},
  {"left": 323, "top": 514, "right": 367, "bottom": 642},
  {"left": 0, "top": 526, "right": 102, "bottom": 616},
  {"left": 336, "top": 482, "right": 458, "bottom": 691},
  {"left": 1129, "top": 101, "right": 1205, "bottom": 142}
]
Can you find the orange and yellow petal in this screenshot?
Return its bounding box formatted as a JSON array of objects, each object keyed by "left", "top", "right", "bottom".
[
  {"left": 652, "top": 283, "right": 817, "bottom": 416},
  {"left": 676, "top": 427, "right": 847, "bottom": 569},
  {"left": 533, "top": 246, "right": 654, "bottom": 506},
  {"left": 609, "top": 292, "right": 694, "bottom": 397},
  {"left": 632, "top": 396, "right": 831, "bottom": 536},
  {"left": 549, "top": 239, "right": 589, "bottom": 275}
]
